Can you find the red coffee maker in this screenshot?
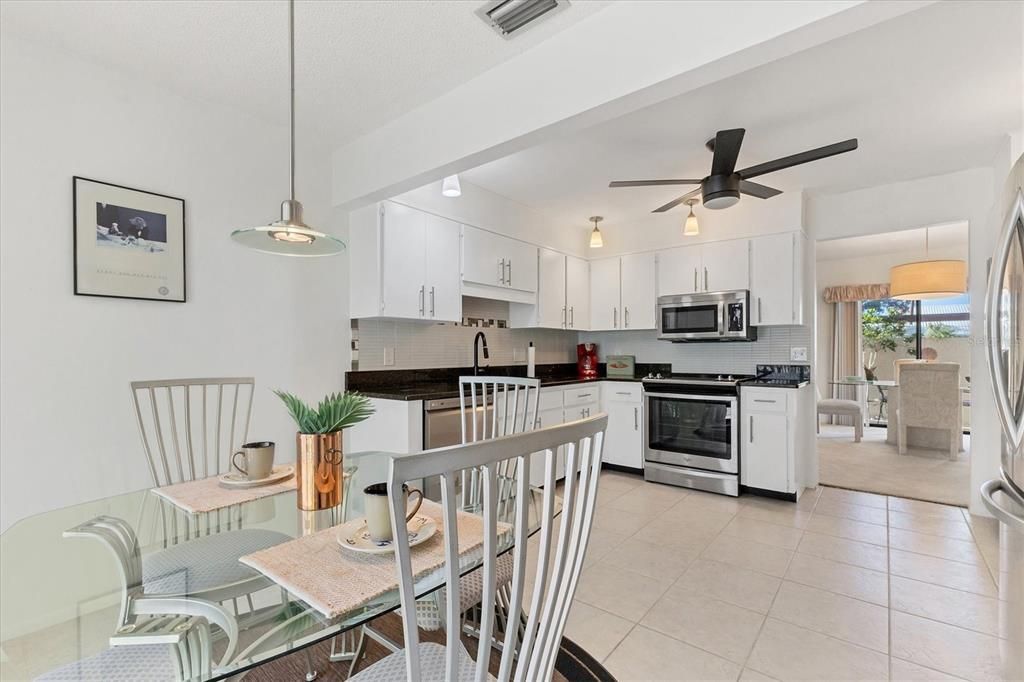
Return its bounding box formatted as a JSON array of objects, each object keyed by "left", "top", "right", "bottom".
[{"left": 577, "top": 343, "right": 598, "bottom": 381}]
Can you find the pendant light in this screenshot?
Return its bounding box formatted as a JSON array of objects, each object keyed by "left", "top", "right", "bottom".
[
  {"left": 231, "top": 0, "right": 345, "bottom": 257},
  {"left": 589, "top": 216, "right": 604, "bottom": 248},
  {"left": 889, "top": 227, "right": 967, "bottom": 299},
  {"left": 441, "top": 175, "right": 462, "bottom": 197},
  {"left": 683, "top": 199, "right": 700, "bottom": 236}
]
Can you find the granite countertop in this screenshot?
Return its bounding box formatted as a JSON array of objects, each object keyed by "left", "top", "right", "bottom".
[
  {"left": 346, "top": 363, "right": 664, "bottom": 402},
  {"left": 355, "top": 375, "right": 643, "bottom": 401}
]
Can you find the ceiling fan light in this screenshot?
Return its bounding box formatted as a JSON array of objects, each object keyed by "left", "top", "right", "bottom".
[
  {"left": 442, "top": 174, "right": 462, "bottom": 197},
  {"left": 889, "top": 260, "right": 967, "bottom": 300},
  {"left": 703, "top": 193, "right": 739, "bottom": 210}
]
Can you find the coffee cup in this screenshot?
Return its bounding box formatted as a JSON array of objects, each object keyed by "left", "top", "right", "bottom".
[
  {"left": 364, "top": 483, "right": 424, "bottom": 542},
  {"left": 231, "top": 441, "right": 275, "bottom": 480}
]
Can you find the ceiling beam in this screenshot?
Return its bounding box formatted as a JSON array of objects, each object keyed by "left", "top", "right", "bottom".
[{"left": 330, "top": 0, "right": 933, "bottom": 209}]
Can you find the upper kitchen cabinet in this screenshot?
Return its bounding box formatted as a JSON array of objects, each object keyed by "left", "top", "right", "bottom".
[
  {"left": 620, "top": 252, "right": 656, "bottom": 329},
  {"left": 512, "top": 247, "right": 589, "bottom": 329},
  {"left": 348, "top": 201, "right": 462, "bottom": 322},
  {"left": 589, "top": 254, "right": 656, "bottom": 331},
  {"left": 461, "top": 225, "right": 538, "bottom": 304},
  {"left": 565, "top": 254, "right": 590, "bottom": 330},
  {"left": 658, "top": 240, "right": 749, "bottom": 296},
  {"left": 750, "top": 231, "right": 805, "bottom": 326}
]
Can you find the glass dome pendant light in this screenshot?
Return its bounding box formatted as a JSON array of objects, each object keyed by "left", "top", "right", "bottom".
[{"left": 231, "top": 0, "right": 345, "bottom": 256}]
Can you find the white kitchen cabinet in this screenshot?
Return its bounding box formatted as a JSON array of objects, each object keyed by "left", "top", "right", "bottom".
[
  {"left": 701, "top": 239, "right": 750, "bottom": 292},
  {"left": 536, "top": 247, "right": 567, "bottom": 328},
  {"left": 422, "top": 212, "right": 462, "bottom": 322},
  {"left": 380, "top": 202, "right": 426, "bottom": 319},
  {"left": 620, "top": 253, "right": 657, "bottom": 329},
  {"left": 348, "top": 201, "right": 461, "bottom": 321},
  {"left": 658, "top": 240, "right": 749, "bottom": 296},
  {"left": 602, "top": 382, "right": 643, "bottom": 469},
  {"left": 658, "top": 245, "right": 702, "bottom": 296},
  {"left": 750, "top": 231, "right": 804, "bottom": 326},
  {"left": 462, "top": 225, "right": 538, "bottom": 296},
  {"left": 565, "top": 255, "right": 590, "bottom": 330},
  {"left": 589, "top": 257, "right": 621, "bottom": 331},
  {"left": 740, "top": 385, "right": 812, "bottom": 497}
]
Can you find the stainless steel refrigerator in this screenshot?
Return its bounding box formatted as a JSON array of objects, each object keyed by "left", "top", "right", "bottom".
[{"left": 982, "top": 157, "right": 1024, "bottom": 679}]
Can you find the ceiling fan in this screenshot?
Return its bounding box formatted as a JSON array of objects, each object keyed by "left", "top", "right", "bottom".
[{"left": 609, "top": 129, "right": 858, "bottom": 212}]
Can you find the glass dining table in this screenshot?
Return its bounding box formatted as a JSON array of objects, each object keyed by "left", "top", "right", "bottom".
[{"left": 0, "top": 450, "right": 553, "bottom": 681}]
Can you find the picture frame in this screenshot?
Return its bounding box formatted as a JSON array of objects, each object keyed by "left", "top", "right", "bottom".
[{"left": 73, "top": 176, "right": 186, "bottom": 302}]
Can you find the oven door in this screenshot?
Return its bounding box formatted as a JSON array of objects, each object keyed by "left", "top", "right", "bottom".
[{"left": 644, "top": 392, "right": 738, "bottom": 474}]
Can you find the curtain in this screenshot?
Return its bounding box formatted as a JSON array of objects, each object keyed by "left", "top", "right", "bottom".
[
  {"left": 823, "top": 283, "right": 890, "bottom": 303},
  {"left": 831, "top": 301, "right": 863, "bottom": 425}
]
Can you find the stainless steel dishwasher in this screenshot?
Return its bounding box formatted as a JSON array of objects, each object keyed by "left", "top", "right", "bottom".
[{"left": 422, "top": 395, "right": 492, "bottom": 498}]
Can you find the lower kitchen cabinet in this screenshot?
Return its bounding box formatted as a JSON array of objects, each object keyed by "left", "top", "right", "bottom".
[
  {"left": 601, "top": 383, "right": 643, "bottom": 470},
  {"left": 740, "top": 385, "right": 813, "bottom": 498}
]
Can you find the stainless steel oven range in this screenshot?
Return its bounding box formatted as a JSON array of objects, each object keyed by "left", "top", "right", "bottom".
[{"left": 643, "top": 373, "right": 753, "bottom": 496}]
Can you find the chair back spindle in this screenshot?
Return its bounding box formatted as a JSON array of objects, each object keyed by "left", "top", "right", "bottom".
[{"left": 388, "top": 414, "right": 607, "bottom": 682}]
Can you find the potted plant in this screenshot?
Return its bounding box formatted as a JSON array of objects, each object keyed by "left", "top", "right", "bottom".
[{"left": 274, "top": 390, "right": 374, "bottom": 511}]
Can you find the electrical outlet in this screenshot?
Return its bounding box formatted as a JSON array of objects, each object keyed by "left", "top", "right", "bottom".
[
  {"left": 384, "top": 347, "right": 395, "bottom": 366},
  {"left": 790, "top": 347, "right": 808, "bottom": 362}
]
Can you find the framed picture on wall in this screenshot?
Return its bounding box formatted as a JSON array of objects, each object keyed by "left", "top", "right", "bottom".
[{"left": 73, "top": 176, "right": 186, "bottom": 302}]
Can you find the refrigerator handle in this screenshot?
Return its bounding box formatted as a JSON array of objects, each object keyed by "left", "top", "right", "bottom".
[{"left": 981, "top": 478, "right": 1024, "bottom": 532}]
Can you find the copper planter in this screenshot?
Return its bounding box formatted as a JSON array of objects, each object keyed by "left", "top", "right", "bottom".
[{"left": 296, "top": 431, "right": 343, "bottom": 511}]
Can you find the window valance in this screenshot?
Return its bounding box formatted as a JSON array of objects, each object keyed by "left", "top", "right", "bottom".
[{"left": 823, "top": 283, "right": 891, "bottom": 303}]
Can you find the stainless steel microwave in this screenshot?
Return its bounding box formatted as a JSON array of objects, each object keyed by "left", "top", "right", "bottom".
[{"left": 657, "top": 290, "right": 757, "bottom": 342}]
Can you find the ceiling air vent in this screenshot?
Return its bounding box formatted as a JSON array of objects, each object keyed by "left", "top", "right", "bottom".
[{"left": 477, "top": 0, "right": 568, "bottom": 38}]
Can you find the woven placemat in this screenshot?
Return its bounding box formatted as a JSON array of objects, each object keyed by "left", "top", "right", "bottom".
[
  {"left": 152, "top": 471, "right": 297, "bottom": 514},
  {"left": 240, "top": 499, "right": 511, "bottom": 619}
]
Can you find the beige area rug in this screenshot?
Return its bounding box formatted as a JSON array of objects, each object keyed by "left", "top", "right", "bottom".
[{"left": 818, "top": 424, "right": 971, "bottom": 507}]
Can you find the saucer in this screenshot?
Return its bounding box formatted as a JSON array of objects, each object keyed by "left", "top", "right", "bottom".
[
  {"left": 218, "top": 465, "right": 295, "bottom": 489},
  {"left": 336, "top": 515, "right": 437, "bottom": 555}
]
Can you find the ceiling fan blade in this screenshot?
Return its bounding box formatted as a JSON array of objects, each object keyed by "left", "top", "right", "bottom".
[
  {"left": 738, "top": 138, "right": 858, "bottom": 180},
  {"left": 710, "top": 128, "right": 745, "bottom": 176},
  {"left": 739, "top": 180, "right": 782, "bottom": 199},
  {"left": 652, "top": 187, "right": 702, "bottom": 213},
  {"left": 609, "top": 179, "right": 701, "bottom": 188}
]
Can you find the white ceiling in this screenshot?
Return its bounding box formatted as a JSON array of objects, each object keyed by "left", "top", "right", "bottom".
[
  {"left": 816, "top": 222, "right": 969, "bottom": 262},
  {"left": 461, "top": 1, "right": 1023, "bottom": 230},
  {"left": 0, "top": 0, "right": 610, "bottom": 146}
]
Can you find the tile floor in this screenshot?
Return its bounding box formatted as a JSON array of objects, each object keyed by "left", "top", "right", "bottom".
[{"left": 543, "top": 471, "right": 1011, "bottom": 682}]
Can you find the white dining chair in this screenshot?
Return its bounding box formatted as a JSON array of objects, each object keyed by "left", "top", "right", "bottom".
[
  {"left": 350, "top": 413, "right": 607, "bottom": 682},
  {"left": 35, "top": 595, "right": 237, "bottom": 681}
]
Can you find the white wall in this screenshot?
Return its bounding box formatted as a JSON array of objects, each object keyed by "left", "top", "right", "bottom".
[
  {"left": 393, "top": 178, "right": 588, "bottom": 257},
  {"left": 0, "top": 37, "right": 349, "bottom": 531},
  {"left": 806, "top": 167, "right": 998, "bottom": 515}
]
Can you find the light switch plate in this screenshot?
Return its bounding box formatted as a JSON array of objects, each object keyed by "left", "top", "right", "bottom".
[
  {"left": 384, "top": 347, "right": 395, "bottom": 366},
  {"left": 513, "top": 348, "right": 524, "bottom": 363},
  {"left": 790, "top": 347, "right": 808, "bottom": 361}
]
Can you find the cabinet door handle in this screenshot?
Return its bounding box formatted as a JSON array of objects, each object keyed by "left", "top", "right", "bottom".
[
  {"left": 704, "top": 267, "right": 708, "bottom": 291},
  {"left": 694, "top": 268, "right": 698, "bottom": 292},
  {"left": 506, "top": 260, "right": 512, "bottom": 287},
  {"left": 753, "top": 399, "right": 776, "bottom": 404},
  {"left": 570, "top": 306, "right": 574, "bottom": 328},
  {"left": 419, "top": 285, "right": 425, "bottom": 316},
  {"left": 624, "top": 306, "right": 630, "bottom": 328},
  {"left": 498, "top": 258, "right": 506, "bottom": 285},
  {"left": 613, "top": 307, "right": 618, "bottom": 328},
  {"left": 749, "top": 415, "right": 754, "bottom": 443},
  {"left": 562, "top": 306, "right": 567, "bottom": 329},
  {"left": 634, "top": 406, "right": 638, "bottom": 430},
  {"left": 577, "top": 393, "right": 593, "bottom": 398},
  {"left": 616, "top": 391, "right": 632, "bottom": 396},
  {"left": 758, "top": 296, "right": 763, "bottom": 323},
  {"left": 430, "top": 286, "right": 436, "bottom": 317}
]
